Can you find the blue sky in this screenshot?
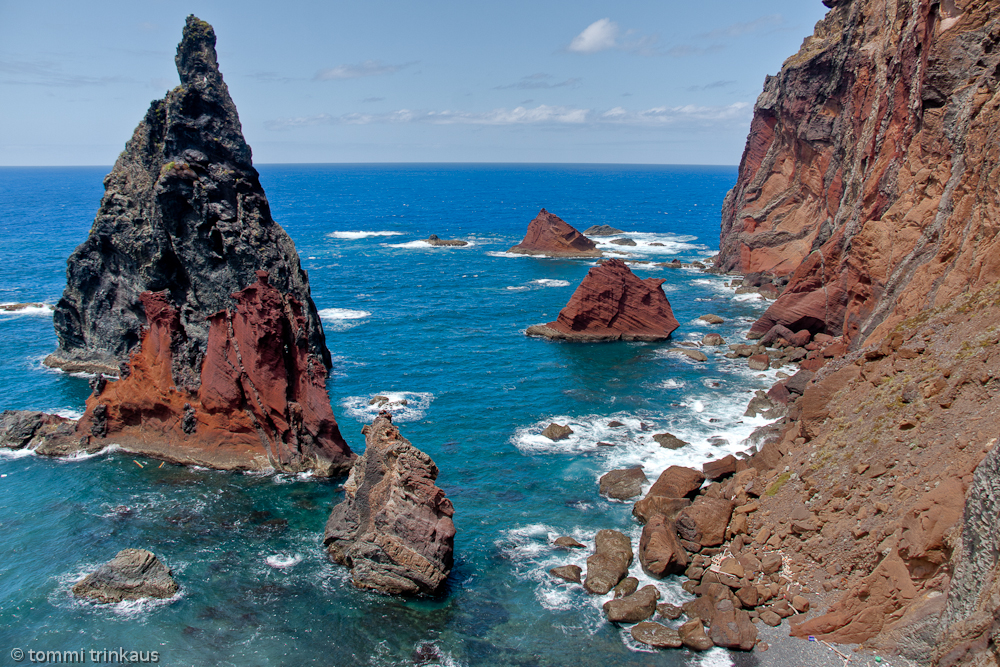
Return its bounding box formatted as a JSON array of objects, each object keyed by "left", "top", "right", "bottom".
[{"left": 0, "top": 1, "right": 828, "bottom": 166}]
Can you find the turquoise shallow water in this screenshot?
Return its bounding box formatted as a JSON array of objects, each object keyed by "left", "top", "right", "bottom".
[{"left": 0, "top": 164, "right": 781, "bottom": 666}]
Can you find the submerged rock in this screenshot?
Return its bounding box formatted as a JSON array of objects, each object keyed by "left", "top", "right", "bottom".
[
  {"left": 72, "top": 549, "right": 179, "bottom": 603},
  {"left": 526, "top": 259, "right": 679, "bottom": 342},
  {"left": 324, "top": 413, "right": 455, "bottom": 595},
  {"left": 425, "top": 234, "right": 468, "bottom": 247},
  {"left": 46, "top": 16, "right": 329, "bottom": 376},
  {"left": 582, "top": 224, "right": 624, "bottom": 236},
  {"left": 75, "top": 273, "right": 354, "bottom": 476},
  {"left": 508, "top": 209, "right": 601, "bottom": 257}
]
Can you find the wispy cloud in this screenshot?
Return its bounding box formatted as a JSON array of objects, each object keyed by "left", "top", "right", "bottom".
[
  {"left": 314, "top": 60, "right": 416, "bottom": 81},
  {"left": 567, "top": 19, "right": 658, "bottom": 55},
  {"left": 495, "top": 74, "right": 581, "bottom": 90},
  {"left": 686, "top": 80, "right": 736, "bottom": 92},
  {"left": 0, "top": 58, "right": 133, "bottom": 87},
  {"left": 697, "top": 14, "right": 783, "bottom": 40},
  {"left": 266, "top": 102, "right": 751, "bottom": 130}
]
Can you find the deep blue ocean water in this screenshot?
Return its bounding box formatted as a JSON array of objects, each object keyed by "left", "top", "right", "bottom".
[{"left": 0, "top": 164, "right": 783, "bottom": 666}]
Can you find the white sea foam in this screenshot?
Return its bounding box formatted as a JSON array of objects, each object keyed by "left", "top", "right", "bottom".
[
  {"left": 341, "top": 391, "right": 434, "bottom": 423},
  {"left": 326, "top": 231, "right": 403, "bottom": 240},
  {"left": 506, "top": 286, "right": 530, "bottom": 291},
  {"left": 318, "top": 308, "right": 371, "bottom": 331},
  {"left": 590, "top": 232, "right": 708, "bottom": 257},
  {"left": 54, "top": 408, "right": 83, "bottom": 420},
  {"left": 530, "top": 279, "right": 570, "bottom": 287},
  {"left": 386, "top": 240, "right": 433, "bottom": 249},
  {"left": 55, "top": 444, "right": 123, "bottom": 462},
  {"left": 265, "top": 553, "right": 302, "bottom": 569},
  {"left": 0, "top": 303, "right": 53, "bottom": 316}
]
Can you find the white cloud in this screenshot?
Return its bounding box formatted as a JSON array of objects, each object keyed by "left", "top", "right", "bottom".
[
  {"left": 568, "top": 18, "right": 621, "bottom": 53},
  {"left": 314, "top": 60, "right": 416, "bottom": 81},
  {"left": 266, "top": 102, "right": 751, "bottom": 130}
]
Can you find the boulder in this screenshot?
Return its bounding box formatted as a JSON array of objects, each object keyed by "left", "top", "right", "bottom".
[
  {"left": 549, "top": 565, "right": 582, "bottom": 583},
  {"left": 603, "top": 585, "right": 660, "bottom": 623},
  {"left": 613, "top": 577, "right": 639, "bottom": 598},
  {"left": 652, "top": 432, "right": 688, "bottom": 449},
  {"left": 645, "top": 466, "right": 705, "bottom": 499},
  {"left": 508, "top": 209, "right": 601, "bottom": 257},
  {"left": 679, "top": 618, "right": 714, "bottom": 650},
  {"left": 639, "top": 514, "right": 688, "bottom": 577},
  {"left": 46, "top": 16, "right": 329, "bottom": 376},
  {"left": 747, "top": 354, "right": 770, "bottom": 371},
  {"left": 542, "top": 423, "right": 573, "bottom": 441},
  {"left": 676, "top": 497, "right": 735, "bottom": 547},
  {"left": 702, "top": 333, "right": 725, "bottom": 346},
  {"left": 760, "top": 609, "right": 782, "bottom": 626},
  {"left": 425, "top": 234, "right": 468, "bottom": 246},
  {"left": 703, "top": 455, "right": 738, "bottom": 480},
  {"left": 708, "top": 599, "right": 757, "bottom": 651},
  {"left": 599, "top": 467, "right": 648, "bottom": 500},
  {"left": 673, "top": 349, "right": 708, "bottom": 362},
  {"left": 610, "top": 238, "right": 637, "bottom": 246},
  {"left": 582, "top": 224, "right": 624, "bottom": 236},
  {"left": 632, "top": 496, "right": 690, "bottom": 524},
  {"left": 699, "top": 314, "right": 724, "bottom": 324},
  {"left": 554, "top": 536, "right": 585, "bottom": 549},
  {"left": 324, "top": 413, "right": 454, "bottom": 595},
  {"left": 72, "top": 549, "right": 179, "bottom": 603},
  {"left": 583, "top": 530, "right": 633, "bottom": 594},
  {"left": 526, "top": 259, "right": 679, "bottom": 342},
  {"left": 0, "top": 410, "right": 80, "bottom": 454},
  {"left": 657, "top": 603, "right": 684, "bottom": 620},
  {"left": 630, "top": 622, "right": 682, "bottom": 648}
]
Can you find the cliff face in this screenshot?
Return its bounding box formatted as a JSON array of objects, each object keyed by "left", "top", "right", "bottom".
[
  {"left": 525, "top": 259, "right": 679, "bottom": 341},
  {"left": 47, "top": 15, "right": 328, "bottom": 376},
  {"left": 508, "top": 209, "right": 602, "bottom": 257},
  {"left": 76, "top": 272, "right": 353, "bottom": 476},
  {"left": 717, "top": 0, "right": 1000, "bottom": 346}
]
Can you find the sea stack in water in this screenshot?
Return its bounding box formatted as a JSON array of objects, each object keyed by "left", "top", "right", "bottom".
[
  {"left": 45, "top": 16, "right": 329, "bottom": 375},
  {"left": 76, "top": 272, "right": 354, "bottom": 475},
  {"left": 526, "top": 259, "right": 679, "bottom": 341},
  {"left": 324, "top": 413, "right": 455, "bottom": 595},
  {"left": 72, "top": 549, "right": 179, "bottom": 604},
  {"left": 508, "top": 209, "right": 601, "bottom": 257}
]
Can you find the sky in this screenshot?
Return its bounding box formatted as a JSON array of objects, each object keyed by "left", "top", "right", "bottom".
[{"left": 0, "top": 0, "right": 829, "bottom": 166}]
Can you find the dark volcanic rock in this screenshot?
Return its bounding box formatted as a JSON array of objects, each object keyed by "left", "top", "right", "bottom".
[
  {"left": 425, "top": 234, "right": 468, "bottom": 247},
  {"left": 652, "top": 432, "right": 688, "bottom": 449},
  {"left": 583, "top": 224, "right": 624, "bottom": 236},
  {"left": 541, "top": 423, "right": 573, "bottom": 441},
  {"left": 525, "top": 259, "right": 679, "bottom": 342},
  {"left": 75, "top": 274, "right": 354, "bottom": 475},
  {"left": 46, "top": 16, "right": 328, "bottom": 376},
  {"left": 609, "top": 237, "right": 637, "bottom": 246},
  {"left": 508, "top": 209, "right": 601, "bottom": 257},
  {"left": 0, "top": 410, "right": 80, "bottom": 453},
  {"left": 72, "top": 548, "right": 179, "bottom": 603},
  {"left": 324, "top": 413, "right": 455, "bottom": 595}
]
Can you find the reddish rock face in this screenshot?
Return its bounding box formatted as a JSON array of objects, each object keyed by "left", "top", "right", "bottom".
[
  {"left": 716, "top": 0, "right": 1000, "bottom": 347},
  {"left": 76, "top": 271, "right": 353, "bottom": 476},
  {"left": 508, "top": 209, "right": 601, "bottom": 257},
  {"left": 526, "top": 259, "right": 680, "bottom": 342}
]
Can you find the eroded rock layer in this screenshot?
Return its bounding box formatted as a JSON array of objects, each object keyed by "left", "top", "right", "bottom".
[
  {"left": 716, "top": 0, "right": 1000, "bottom": 346},
  {"left": 508, "top": 209, "right": 601, "bottom": 257},
  {"left": 47, "top": 15, "right": 328, "bottom": 375},
  {"left": 324, "top": 413, "right": 455, "bottom": 595},
  {"left": 526, "top": 259, "right": 679, "bottom": 341},
  {"left": 75, "top": 272, "right": 353, "bottom": 476}
]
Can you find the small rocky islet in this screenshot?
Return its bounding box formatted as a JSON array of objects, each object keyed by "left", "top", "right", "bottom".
[{"left": 6, "top": 1, "right": 1000, "bottom": 664}]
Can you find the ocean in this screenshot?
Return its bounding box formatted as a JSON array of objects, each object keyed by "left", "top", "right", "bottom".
[{"left": 0, "top": 164, "right": 782, "bottom": 666}]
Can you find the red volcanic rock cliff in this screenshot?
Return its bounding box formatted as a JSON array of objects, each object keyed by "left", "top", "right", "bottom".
[
  {"left": 717, "top": 0, "right": 1000, "bottom": 346},
  {"left": 508, "top": 209, "right": 601, "bottom": 257},
  {"left": 526, "top": 259, "right": 679, "bottom": 341},
  {"left": 77, "top": 271, "right": 353, "bottom": 476}
]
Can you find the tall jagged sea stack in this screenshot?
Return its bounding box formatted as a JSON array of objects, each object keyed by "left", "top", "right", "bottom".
[{"left": 46, "top": 15, "right": 329, "bottom": 376}]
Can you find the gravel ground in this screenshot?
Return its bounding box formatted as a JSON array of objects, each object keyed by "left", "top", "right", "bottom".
[{"left": 728, "top": 620, "right": 921, "bottom": 667}]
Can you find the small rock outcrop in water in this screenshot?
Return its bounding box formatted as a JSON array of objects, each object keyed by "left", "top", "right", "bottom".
[
  {"left": 526, "top": 259, "right": 679, "bottom": 341},
  {"left": 324, "top": 413, "right": 455, "bottom": 595},
  {"left": 508, "top": 209, "right": 601, "bottom": 257},
  {"left": 424, "top": 235, "right": 468, "bottom": 247},
  {"left": 582, "top": 224, "right": 624, "bottom": 237},
  {"left": 72, "top": 549, "right": 179, "bottom": 603},
  {"left": 45, "top": 16, "right": 329, "bottom": 376},
  {"left": 0, "top": 410, "right": 80, "bottom": 455},
  {"left": 75, "top": 272, "right": 354, "bottom": 476}
]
